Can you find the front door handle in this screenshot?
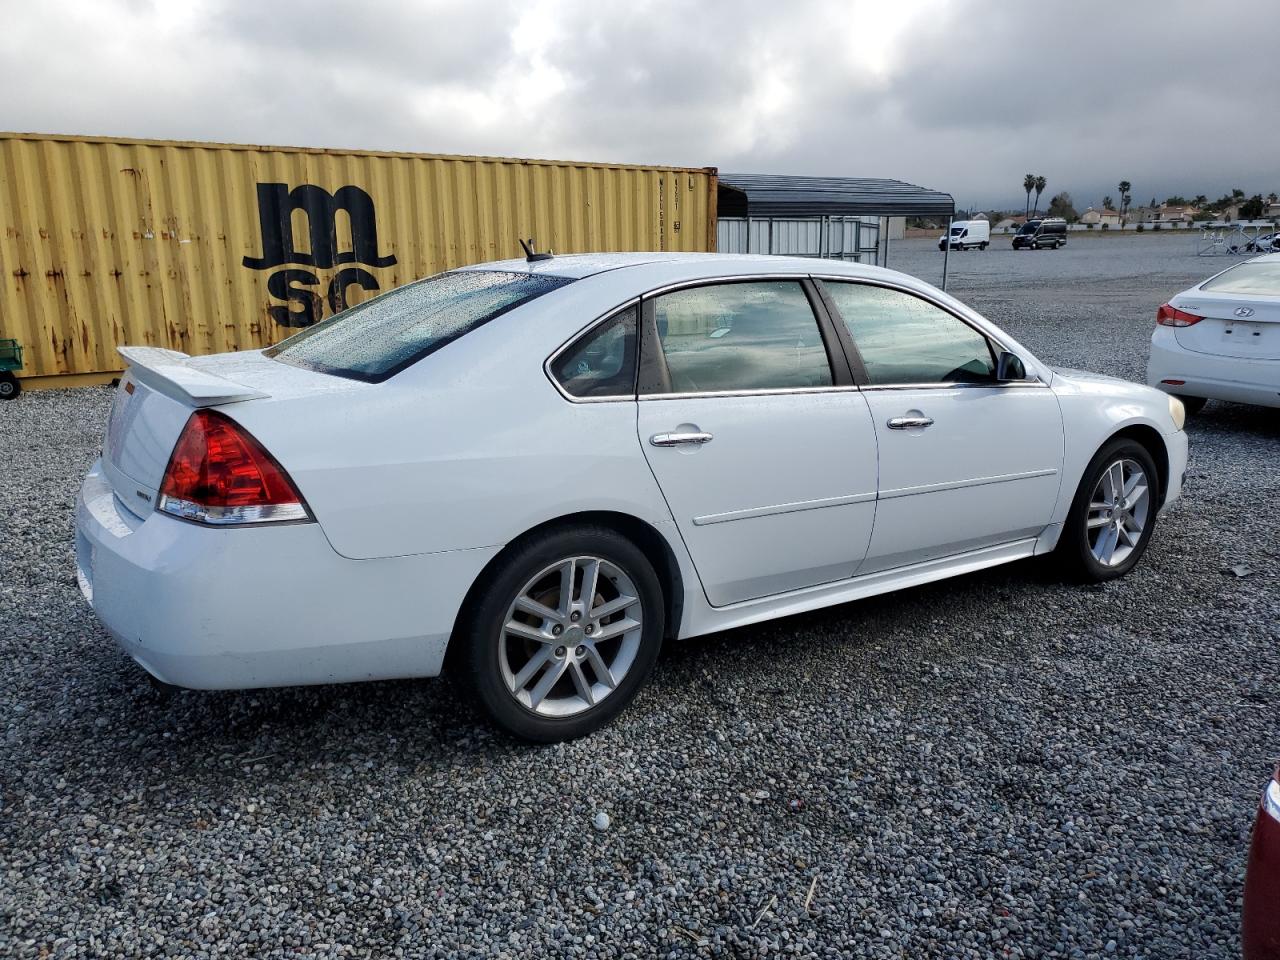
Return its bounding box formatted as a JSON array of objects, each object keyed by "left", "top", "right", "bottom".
[
  {"left": 650, "top": 431, "right": 714, "bottom": 447},
  {"left": 887, "top": 416, "right": 934, "bottom": 430}
]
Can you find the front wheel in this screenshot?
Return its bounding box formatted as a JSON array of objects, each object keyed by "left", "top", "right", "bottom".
[
  {"left": 1057, "top": 439, "right": 1160, "bottom": 582},
  {"left": 0, "top": 373, "right": 20, "bottom": 400},
  {"left": 460, "top": 525, "right": 665, "bottom": 742}
]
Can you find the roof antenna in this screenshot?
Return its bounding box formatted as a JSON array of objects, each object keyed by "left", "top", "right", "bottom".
[{"left": 518, "top": 237, "right": 555, "bottom": 263}]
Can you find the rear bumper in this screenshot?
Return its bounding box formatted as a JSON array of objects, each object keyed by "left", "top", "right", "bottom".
[
  {"left": 1147, "top": 330, "right": 1280, "bottom": 408},
  {"left": 75, "top": 461, "right": 500, "bottom": 690}
]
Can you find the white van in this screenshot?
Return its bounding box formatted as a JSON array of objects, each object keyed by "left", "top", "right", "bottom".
[{"left": 938, "top": 220, "right": 990, "bottom": 251}]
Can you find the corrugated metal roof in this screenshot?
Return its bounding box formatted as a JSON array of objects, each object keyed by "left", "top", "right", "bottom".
[{"left": 719, "top": 173, "right": 954, "bottom": 218}]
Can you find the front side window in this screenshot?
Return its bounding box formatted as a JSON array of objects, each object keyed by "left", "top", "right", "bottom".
[
  {"left": 646, "top": 281, "right": 833, "bottom": 394},
  {"left": 549, "top": 306, "right": 637, "bottom": 398},
  {"left": 267, "top": 270, "right": 574, "bottom": 382},
  {"left": 823, "top": 282, "right": 995, "bottom": 385}
]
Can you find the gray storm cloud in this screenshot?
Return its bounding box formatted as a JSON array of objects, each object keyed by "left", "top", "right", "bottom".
[{"left": 1, "top": 0, "right": 1276, "bottom": 209}]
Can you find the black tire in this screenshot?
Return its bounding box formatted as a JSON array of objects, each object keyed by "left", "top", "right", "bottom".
[
  {"left": 1174, "top": 394, "right": 1207, "bottom": 415},
  {"left": 460, "top": 524, "right": 665, "bottom": 742},
  {"left": 979, "top": 242, "right": 988, "bottom": 250},
  {"left": 1057, "top": 438, "right": 1161, "bottom": 582},
  {"left": 1031, "top": 242, "right": 1039, "bottom": 250},
  {"left": 0, "top": 373, "right": 19, "bottom": 400}
]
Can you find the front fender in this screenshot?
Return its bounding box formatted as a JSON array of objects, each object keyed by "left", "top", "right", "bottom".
[{"left": 1044, "top": 370, "right": 1187, "bottom": 538}]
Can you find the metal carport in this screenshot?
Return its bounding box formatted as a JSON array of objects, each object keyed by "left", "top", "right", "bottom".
[{"left": 718, "top": 174, "right": 957, "bottom": 287}]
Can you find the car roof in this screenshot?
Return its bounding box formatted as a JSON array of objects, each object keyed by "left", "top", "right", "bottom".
[{"left": 455, "top": 251, "right": 899, "bottom": 282}]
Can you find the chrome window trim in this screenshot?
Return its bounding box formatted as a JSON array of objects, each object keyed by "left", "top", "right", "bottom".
[
  {"left": 640, "top": 272, "right": 821, "bottom": 299},
  {"left": 859, "top": 380, "right": 1049, "bottom": 392},
  {"left": 810, "top": 273, "right": 1045, "bottom": 385},
  {"left": 543, "top": 297, "right": 642, "bottom": 404},
  {"left": 543, "top": 272, "right": 1047, "bottom": 403},
  {"left": 638, "top": 384, "right": 864, "bottom": 402}
]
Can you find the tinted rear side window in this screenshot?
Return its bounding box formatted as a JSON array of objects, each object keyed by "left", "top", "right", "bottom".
[
  {"left": 267, "top": 271, "right": 574, "bottom": 381},
  {"left": 646, "top": 281, "right": 833, "bottom": 394}
]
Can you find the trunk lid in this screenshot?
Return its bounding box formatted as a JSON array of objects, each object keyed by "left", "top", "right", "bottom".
[
  {"left": 1171, "top": 291, "right": 1280, "bottom": 361},
  {"left": 103, "top": 348, "right": 345, "bottom": 518}
]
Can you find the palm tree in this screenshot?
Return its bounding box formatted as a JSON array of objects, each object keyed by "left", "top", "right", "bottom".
[
  {"left": 1103, "top": 195, "right": 1115, "bottom": 211},
  {"left": 1268, "top": 192, "right": 1278, "bottom": 204},
  {"left": 1194, "top": 194, "right": 1208, "bottom": 208},
  {"left": 1023, "top": 174, "right": 1036, "bottom": 217},
  {"left": 1118, "top": 180, "right": 1131, "bottom": 222},
  {"left": 1032, "top": 176, "right": 1047, "bottom": 217}
]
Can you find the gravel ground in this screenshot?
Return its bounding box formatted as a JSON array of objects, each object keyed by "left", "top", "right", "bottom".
[{"left": 2, "top": 235, "right": 1277, "bottom": 958}]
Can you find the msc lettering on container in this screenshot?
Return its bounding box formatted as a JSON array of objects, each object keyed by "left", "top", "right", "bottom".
[{"left": 243, "top": 183, "right": 397, "bottom": 328}]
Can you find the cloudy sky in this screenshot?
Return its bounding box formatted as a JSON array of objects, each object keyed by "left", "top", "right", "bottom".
[{"left": 3, "top": 0, "right": 1277, "bottom": 211}]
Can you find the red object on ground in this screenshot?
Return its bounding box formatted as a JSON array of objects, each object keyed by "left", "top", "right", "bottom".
[{"left": 1243, "top": 773, "right": 1280, "bottom": 960}]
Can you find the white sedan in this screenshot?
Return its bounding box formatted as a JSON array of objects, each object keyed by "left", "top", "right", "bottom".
[
  {"left": 1148, "top": 253, "right": 1280, "bottom": 411},
  {"left": 76, "top": 253, "right": 1188, "bottom": 741}
]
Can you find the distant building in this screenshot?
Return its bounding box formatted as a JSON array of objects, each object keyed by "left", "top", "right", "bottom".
[
  {"left": 1079, "top": 208, "right": 1122, "bottom": 226},
  {"left": 994, "top": 215, "right": 1027, "bottom": 230},
  {"left": 1130, "top": 205, "right": 1197, "bottom": 224}
]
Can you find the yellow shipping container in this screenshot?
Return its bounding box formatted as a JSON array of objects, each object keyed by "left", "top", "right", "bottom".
[{"left": 0, "top": 132, "right": 718, "bottom": 385}]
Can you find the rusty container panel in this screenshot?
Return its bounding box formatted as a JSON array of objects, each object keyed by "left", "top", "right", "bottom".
[{"left": 0, "top": 133, "right": 717, "bottom": 381}]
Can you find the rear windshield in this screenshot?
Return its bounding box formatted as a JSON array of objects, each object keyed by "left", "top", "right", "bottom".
[
  {"left": 1200, "top": 261, "right": 1280, "bottom": 296},
  {"left": 266, "top": 270, "right": 574, "bottom": 381}
]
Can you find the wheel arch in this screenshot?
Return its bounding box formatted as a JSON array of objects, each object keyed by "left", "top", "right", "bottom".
[
  {"left": 1104, "top": 423, "right": 1169, "bottom": 505},
  {"left": 445, "top": 510, "right": 687, "bottom": 670}
]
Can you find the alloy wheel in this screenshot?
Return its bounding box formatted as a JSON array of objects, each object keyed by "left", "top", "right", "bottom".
[
  {"left": 499, "top": 556, "right": 644, "bottom": 718},
  {"left": 1087, "top": 458, "right": 1150, "bottom": 567}
]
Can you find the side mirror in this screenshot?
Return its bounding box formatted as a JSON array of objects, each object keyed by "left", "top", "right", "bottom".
[{"left": 996, "top": 351, "right": 1027, "bottom": 381}]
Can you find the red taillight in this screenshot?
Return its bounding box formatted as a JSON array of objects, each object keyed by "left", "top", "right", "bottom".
[
  {"left": 1156, "top": 303, "right": 1203, "bottom": 327},
  {"left": 158, "top": 410, "right": 310, "bottom": 525}
]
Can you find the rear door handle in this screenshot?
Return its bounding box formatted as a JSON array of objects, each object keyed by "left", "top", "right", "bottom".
[
  {"left": 887, "top": 416, "right": 934, "bottom": 430},
  {"left": 650, "top": 431, "right": 714, "bottom": 447}
]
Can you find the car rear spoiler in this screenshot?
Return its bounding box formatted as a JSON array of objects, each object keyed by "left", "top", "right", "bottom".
[{"left": 117, "top": 347, "right": 269, "bottom": 407}]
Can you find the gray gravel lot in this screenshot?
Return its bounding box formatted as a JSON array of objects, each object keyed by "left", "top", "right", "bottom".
[{"left": 2, "top": 235, "right": 1277, "bottom": 958}]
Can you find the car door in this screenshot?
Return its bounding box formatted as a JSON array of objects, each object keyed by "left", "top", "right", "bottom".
[
  {"left": 819, "top": 279, "right": 1064, "bottom": 574},
  {"left": 636, "top": 278, "right": 879, "bottom": 607}
]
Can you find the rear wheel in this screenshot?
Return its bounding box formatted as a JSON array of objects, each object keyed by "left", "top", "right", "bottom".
[
  {"left": 0, "top": 373, "right": 19, "bottom": 400},
  {"left": 461, "top": 525, "right": 664, "bottom": 742},
  {"left": 979, "top": 242, "right": 988, "bottom": 250},
  {"left": 1174, "top": 394, "right": 1207, "bottom": 415},
  {"left": 1057, "top": 439, "right": 1160, "bottom": 582}
]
